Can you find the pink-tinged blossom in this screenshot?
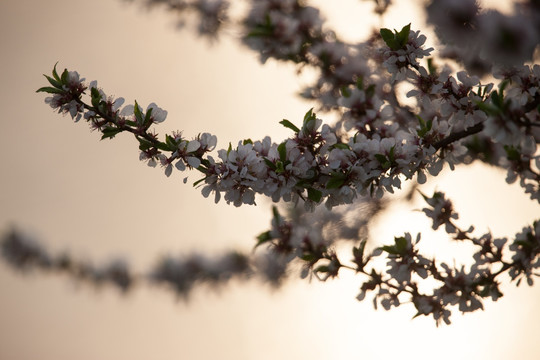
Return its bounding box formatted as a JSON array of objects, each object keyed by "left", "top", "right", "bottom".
[
  {"left": 44, "top": 70, "right": 86, "bottom": 122},
  {"left": 147, "top": 102, "right": 168, "bottom": 123},
  {"left": 422, "top": 191, "right": 458, "bottom": 233},
  {"left": 381, "top": 29, "right": 434, "bottom": 83},
  {"left": 478, "top": 11, "right": 538, "bottom": 67}
]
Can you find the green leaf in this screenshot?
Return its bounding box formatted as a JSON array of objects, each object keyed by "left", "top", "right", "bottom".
[
  {"left": 314, "top": 265, "right": 329, "bottom": 273},
  {"left": 366, "top": 84, "right": 376, "bottom": 98},
  {"left": 374, "top": 154, "right": 388, "bottom": 164},
  {"left": 36, "top": 86, "right": 64, "bottom": 94},
  {"left": 340, "top": 86, "right": 351, "bottom": 98},
  {"left": 165, "top": 134, "right": 177, "bottom": 150},
  {"left": 307, "top": 188, "right": 322, "bottom": 202},
  {"left": 504, "top": 145, "right": 520, "bottom": 161},
  {"left": 353, "top": 240, "right": 367, "bottom": 268},
  {"left": 388, "top": 145, "right": 395, "bottom": 162},
  {"left": 277, "top": 141, "right": 287, "bottom": 162},
  {"left": 52, "top": 62, "right": 61, "bottom": 81},
  {"left": 396, "top": 23, "right": 411, "bottom": 47},
  {"left": 380, "top": 245, "right": 400, "bottom": 255},
  {"left": 133, "top": 101, "right": 144, "bottom": 124},
  {"left": 395, "top": 236, "right": 408, "bottom": 253},
  {"left": 155, "top": 142, "right": 170, "bottom": 151},
  {"left": 145, "top": 106, "right": 153, "bottom": 124},
  {"left": 263, "top": 157, "right": 277, "bottom": 170},
  {"left": 326, "top": 177, "right": 345, "bottom": 189},
  {"left": 427, "top": 58, "right": 436, "bottom": 75},
  {"left": 101, "top": 127, "right": 122, "bottom": 140},
  {"left": 90, "top": 87, "right": 101, "bottom": 107},
  {"left": 44, "top": 74, "right": 62, "bottom": 89},
  {"left": 60, "top": 68, "right": 69, "bottom": 85},
  {"left": 275, "top": 161, "right": 285, "bottom": 174},
  {"left": 332, "top": 143, "right": 351, "bottom": 150},
  {"left": 301, "top": 254, "right": 318, "bottom": 262},
  {"left": 356, "top": 76, "right": 364, "bottom": 90},
  {"left": 243, "top": 138, "right": 253, "bottom": 145},
  {"left": 255, "top": 231, "right": 273, "bottom": 248},
  {"left": 303, "top": 108, "right": 315, "bottom": 124},
  {"left": 272, "top": 206, "right": 281, "bottom": 221},
  {"left": 380, "top": 28, "right": 396, "bottom": 49},
  {"left": 279, "top": 119, "right": 300, "bottom": 133},
  {"left": 192, "top": 176, "right": 207, "bottom": 187},
  {"left": 227, "top": 142, "right": 232, "bottom": 155},
  {"left": 137, "top": 138, "right": 153, "bottom": 151}
]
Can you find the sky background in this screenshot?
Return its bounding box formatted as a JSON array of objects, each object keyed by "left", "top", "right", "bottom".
[{"left": 0, "top": 0, "right": 539, "bottom": 359}]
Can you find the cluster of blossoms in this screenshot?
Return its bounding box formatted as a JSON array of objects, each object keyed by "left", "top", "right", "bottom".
[
  {"left": 127, "top": 0, "right": 230, "bottom": 38},
  {"left": 1, "top": 229, "right": 133, "bottom": 292},
  {"left": 0, "top": 229, "right": 291, "bottom": 297},
  {"left": 426, "top": 0, "right": 540, "bottom": 75},
  {"left": 29, "top": 0, "right": 540, "bottom": 324},
  {"left": 256, "top": 191, "right": 539, "bottom": 325}
]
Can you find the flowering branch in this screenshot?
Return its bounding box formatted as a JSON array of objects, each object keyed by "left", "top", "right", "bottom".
[
  {"left": 255, "top": 191, "right": 540, "bottom": 325},
  {"left": 28, "top": 1, "right": 540, "bottom": 325},
  {"left": 0, "top": 228, "right": 290, "bottom": 298}
]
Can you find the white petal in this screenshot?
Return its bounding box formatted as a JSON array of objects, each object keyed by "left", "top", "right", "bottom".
[
  {"left": 187, "top": 140, "right": 201, "bottom": 153},
  {"left": 175, "top": 160, "right": 186, "bottom": 171},
  {"left": 120, "top": 105, "right": 134, "bottom": 116},
  {"left": 164, "top": 164, "right": 172, "bottom": 177},
  {"left": 187, "top": 157, "right": 201, "bottom": 168}
]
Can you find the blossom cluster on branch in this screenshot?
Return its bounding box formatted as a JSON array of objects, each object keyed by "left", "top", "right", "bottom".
[
  {"left": 0, "top": 228, "right": 291, "bottom": 297},
  {"left": 255, "top": 190, "right": 540, "bottom": 325},
  {"left": 16, "top": 0, "right": 540, "bottom": 324}
]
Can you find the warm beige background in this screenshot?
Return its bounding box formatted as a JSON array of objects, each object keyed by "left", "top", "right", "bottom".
[{"left": 0, "top": 0, "right": 539, "bottom": 359}]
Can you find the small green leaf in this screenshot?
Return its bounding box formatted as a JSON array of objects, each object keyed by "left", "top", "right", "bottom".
[
  {"left": 277, "top": 141, "right": 287, "bottom": 162},
  {"left": 36, "top": 86, "right": 64, "bottom": 94},
  {"left": 133, "top": 101, "right": 144, "bottom": 124},
  {"left": 301, "top": 254, "right": 318, "bottom": 262},
  {"left": 243, "top": 138, "right": 253, "bottom": 145},
  {"left": 303, "top": 108, "right": 315, "bottom": 124},
  {"left": 137, "top": 138, "right": 153, "bottom": 151},
  {"left": 396, "top": 23, "right": 411, "bottom": 47},
  {"left": 90, "top": 87, "right": 101, "bottom": 107},
  {"left": 145, "top": 106, "right": 153, "bottom": 124},
  {"left": 314, "top": 265, "right": 329, "bottom": 273},
  {"left": 60, "top": 68, "right": 69, "bottom": 85},
  {"left": 279, "top": 119, "right": 300, "bottom": 133},
  {"left": 374, "top": 154, "right": 388, "bottom": 164},
  {"left": 44, "top": 75, "right": 62, "bottom": 89},
  {"left": 356, "top": 76, "right": 364, "bottom": 90},
  {"left": 380, "top": 28, "right": 396, "bottom": 49},
  {"left": 380, "top": 245, "right": 400, "bottom": 255},
  {"left": 101, "top": 127, "right": 122, "bottom": 140},
  {"left": 307, "top": 188, "right": 322, "bottom": 202},
  {"left": 155, "top": 142, "right": 170, "bottom": 151},
  {"left": 275, "top": 161, "right": 285, "bottom": 174},
  {"left": 165, "top": 134, "right": 177, "bottom": 149},
  {"left": 255, "top": 231, "right": 273, "bottom": 248},
  {"left": 263, "top": 157, "right": 277, "bottom": 170},
  {"left": 388, "top": 145, "right": 395, "bottom": 162},
  {"left": 504, "top": 145, "right": 520, "bottom": 161},
  {"left": 427, "top": 58, "right": 436, "bottom": 75},
  {"left": 366, "top": 84, "right": 376, "bottom": 98},
  {"left": 52, "top": 62, "right": 61, "bottom": 81},
  {"left": 272, "top": 206, "right": 281, "bottom": 221},
  {"left": 340, "top": 86, "right": 351, "bottom": 98},
  {"left": 192, "top": 176, "right": 207, "bottom": 187},
  {"left": 326, "top": 176, "right": 345, "bottom": 189},
  {"left": 395, "top": 236, "right": 408, "bottom": 254},
  {"left": 332, "top": 143, "right": 351, "bottom": 150}
]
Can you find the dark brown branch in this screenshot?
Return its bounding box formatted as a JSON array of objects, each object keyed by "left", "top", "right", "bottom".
[{"left": 434, "top": 122, "right": 484, "bottom": 150}]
